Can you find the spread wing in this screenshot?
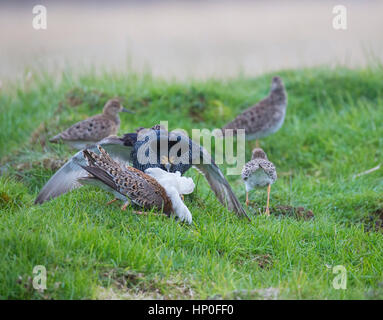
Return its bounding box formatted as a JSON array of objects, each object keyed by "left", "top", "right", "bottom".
[
  {"left": 166, "top": 130, "right": 250, "bottom": 220},
  {"left": 192, "top": 148, "right": 250, "bottom": 220},
  {"left": 34, "top": 136, "right": 133, "bottom": 204}
]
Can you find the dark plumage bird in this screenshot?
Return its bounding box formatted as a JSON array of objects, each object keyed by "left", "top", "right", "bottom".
[
  {"left": 49, "top": 98, "right": 134, "bottom": 150},
  {"left": 35, "top": 126, "right": 249, "bottom": 220},
  {"left": 222, "top": 76, "right": 287, "bottom": 148}
]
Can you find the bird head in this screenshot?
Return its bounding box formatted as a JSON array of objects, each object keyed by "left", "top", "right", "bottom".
[
  {"left": 270, "top": 76, "right": 284, "bottom": 92},
  {"left": 251, "top": 148, "right": 268, "bottom": 160},
  {"left": 103, "top": 98, "right": 134, "bottom": 116}
]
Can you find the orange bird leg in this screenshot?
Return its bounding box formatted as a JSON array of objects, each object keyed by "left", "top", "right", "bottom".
[
  {"left": 246, "top": 192, "right": 249, "bottom": 207},
  {"left": 256, "top": 140, "right": 260, "bottom": 148},
  {"left": 106, "top": 198, "right": 118, "bottom": 205},
  {"left": 265, "top": 184, "right": 271, "bottom": 216},
  {"left": 121, "top": 202, "right": 130, "bottom": 211},
  {"left": 133, "top": 211, "right": 147, "bottom": 215}
]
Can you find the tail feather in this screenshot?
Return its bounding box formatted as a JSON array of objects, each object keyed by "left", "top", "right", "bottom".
[
  {"left": 82, "top": 149, "right": 98, "bottom": 166},
  {"left": 81, "top": 147, "right": 120, "bottom": 192},
  {"left": 49, "top": 134, "right": 62, "bottom": 143},
  {"left": 35, "top": 136, "right": 134, "bottom": 204},
  {"left": 80, "top": 165, "right": 117, "bottom": 191},
  {"left": 97, "top": 145, "right": 114, "bottom": 163}
]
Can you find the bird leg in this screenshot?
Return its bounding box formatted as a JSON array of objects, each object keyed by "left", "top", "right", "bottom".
[
  {"left": 181, "top": 194, "right": 184, "bottom": 201},
  {"left": 133, "top": 211, "right": 147, "bottom": 215},
  {"left": 121, "top": 202, "right": 130, "bottom": 211},
  {"left": 246, "top": 192, "right": 249, "bottom": 206},
  {"left": 265, "top": 184, "right": 271, "bottom": 216},
  {"left": 106, "top": 198, "right": 118, "bottom": 205},
  {"left": 255, "top": 139, "right": 260, "bottom": 148}
]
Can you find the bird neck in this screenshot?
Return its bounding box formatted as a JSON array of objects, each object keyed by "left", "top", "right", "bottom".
[
  {"left": 103, "top": 111, "right": 120, "bottom": 124},
  {"left": 270, "top": 87, "right": 287, "bottom": 107}
]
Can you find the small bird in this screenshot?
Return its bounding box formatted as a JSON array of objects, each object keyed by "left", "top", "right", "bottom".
[
  {"left": 49, "top": 98, "right": 133, "bottom": 150},
  {"left": 78, "top": 146, "right": 195, "bottom": 224},
  {"left": 242, "top": 148, "right": 277, "bottom": 216},
  {"left": 222, "top": 76, "right": 287, "bottom": 148}
]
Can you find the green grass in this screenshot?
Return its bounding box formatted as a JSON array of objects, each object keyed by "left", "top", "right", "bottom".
[{"left": 1, "top": 66, "right": 383, "bottom": 299}]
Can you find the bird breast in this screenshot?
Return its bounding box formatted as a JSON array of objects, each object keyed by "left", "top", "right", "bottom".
[{"left": 244, "top": 168, "right": 274, "bottom": 191}]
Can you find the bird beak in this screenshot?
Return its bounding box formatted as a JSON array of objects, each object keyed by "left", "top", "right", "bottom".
[{"left": 121, "top": 107, "right": 134, "bottom": 114}]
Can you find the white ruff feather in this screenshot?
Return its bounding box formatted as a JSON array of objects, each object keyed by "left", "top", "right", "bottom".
[
  {"left": 244, "top": 168, "right": 273, "bottom": 191},
  {"left": 145, "top": 168, "right": 195, "bottom": 224}
]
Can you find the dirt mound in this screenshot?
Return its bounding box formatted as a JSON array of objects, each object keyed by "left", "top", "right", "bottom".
[
  {"left": 209, "top": 287, "right": 279, "bottom": 300},
  {"left": 251, "top": 254, "right": 273, "bottom": 269},
  {"left": 98, "top": 268, "right": 194, "bottom": 300},
  {"left": 250, "top": 203, "right": 314, "bottom": 220},
  {"left": 365, "top": 208, "right": 383, "bottom": 233}
]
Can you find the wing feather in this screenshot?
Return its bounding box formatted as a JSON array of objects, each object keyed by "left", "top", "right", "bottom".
[
  {"left": 34, "top": 136, "right": 133, "bottom": 204},
  {"left": 164, "top": 130, "right": 249, "bottom": 220},
  {"left": 190, "top": 142, "right": 250, "bottom": 220}
]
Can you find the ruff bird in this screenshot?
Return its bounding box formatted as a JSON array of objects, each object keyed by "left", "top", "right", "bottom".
[
  {"left": 242, "top": 148, "right": 277, "bottom": 216},
  {"left": 35, "top": 126, "right": 249, "bottom": 220},
  {"left": 49, "top": 98, "right": 133, "bottom": 150},
  {"left": 79, "top": 146, "right": 194, "bottom": 223},
  {"left": 222, "top": 76, "right": 287, "bottom": 148}
]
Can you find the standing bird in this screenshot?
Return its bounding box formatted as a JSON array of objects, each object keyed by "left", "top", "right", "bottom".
[
  {"left": 222, "top": 76, "right": 287, "bottom": 148},
  {"left": 242, "top": 148, "right": 277, "bottom": 216},
  {"left": 35, "top": 125, "right": 249, "bottom": 220},
  {"left": 49, "top": 98, "right": 134, "bottom": 150},
  {"left": 78, "top": 146, "right": 194, "bottom": 224}
]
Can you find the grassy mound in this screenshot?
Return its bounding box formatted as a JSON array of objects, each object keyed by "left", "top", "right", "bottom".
[{"left": 1, "top": 67, "right": 383, "bottom": 299}]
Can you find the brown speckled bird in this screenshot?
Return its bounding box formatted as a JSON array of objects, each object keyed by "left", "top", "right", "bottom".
[
  {"left": 222, "top": 76, "right": 287, "bottom": 148},
  {"left": 49, "top": 98, "right": 133, "bottom": 150},
  {"left": 242, "top": 148, "right": 277, "bottom": 216},
  {"left": 79, "top": 146, "right": 173, "bottom": 213},
  {"left": 78, "top": 146, "right": 194, "bottom": 223}
]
